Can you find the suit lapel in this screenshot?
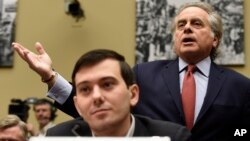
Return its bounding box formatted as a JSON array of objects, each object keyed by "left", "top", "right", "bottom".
[
  {"left": 133, "top": 116, "right": 149, "bottom": 136},
  {"left": 161, "top": 59, "right": 184, "bottom": 118},
  {"left": 195, "top": 63, "right": 226, "bottom": 124}
]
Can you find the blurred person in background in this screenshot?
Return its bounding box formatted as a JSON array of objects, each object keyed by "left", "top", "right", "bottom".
[
  {"left": 0, "top": 114, "right": 28, "bottom": 141},
  {"left": 27, "top": 98, "right": 57, "bottom": 136}
]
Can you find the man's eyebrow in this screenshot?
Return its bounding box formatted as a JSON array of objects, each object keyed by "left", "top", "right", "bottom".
[
  {"left": 76, "top": 81, "right": 90, "bottom": 87},
  {"left": 191, "top": 17, "right": 203, "bottom": 22},
  {"left": 177, "top": 19, "right": 186, "bottom": 23},
  {"left": 76, "top": 76, "right": 116, "bottom": 85},
  {"left": 100, "top": 76, "right": 117, "bottom": 82}
]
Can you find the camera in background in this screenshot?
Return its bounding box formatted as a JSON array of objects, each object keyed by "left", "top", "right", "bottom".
[{"left": 8, "top": 97, "right": 38, "bottom": 122}]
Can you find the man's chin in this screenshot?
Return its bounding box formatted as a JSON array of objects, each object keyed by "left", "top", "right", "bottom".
[
  {"left": 38, "top": 120, "right": 50, "bottom": 125},
  {"left": 90, "top": 121, "right": 111, "bottom": 132}
]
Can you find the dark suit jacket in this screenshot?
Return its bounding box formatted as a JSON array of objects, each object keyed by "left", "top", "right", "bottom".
[
  {"left": 54, "top": 59, "right": 250, "bottom": 141},
  {"left": 46, "top": 115, "right": 191, "bottom": 141},
  {"left": 132, "top": 59, "right": 250, "bottom": 141}
]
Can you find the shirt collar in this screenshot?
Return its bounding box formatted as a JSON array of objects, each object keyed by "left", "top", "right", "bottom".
[
  {"left": 126, "top": 114, "right": 135, "bottom": 137},
  {"left": 179, "top": 57, "right": 211, "bottom": 77},
  {"left": 40, "top": 122, "right": 55, "bottom": 136}
]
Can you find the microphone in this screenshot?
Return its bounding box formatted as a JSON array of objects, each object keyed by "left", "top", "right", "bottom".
[{"left": 71, "top": 124, "right": 81, "bottom": 136}]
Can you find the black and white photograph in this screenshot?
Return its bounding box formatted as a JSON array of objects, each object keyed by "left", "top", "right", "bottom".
[
  {"left": 135, "top": 0, "right": 244, "bottom": 65},
  {"left": 0, "top": 0, "right": 17, "bottom": 67}
]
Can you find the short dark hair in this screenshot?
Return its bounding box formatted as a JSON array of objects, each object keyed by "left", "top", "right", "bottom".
[
  {"left": 33, "top": 98, "right": 57, "bottom": 121},
  {"left": 71, "top": 49, "right": 135, "bottom": 91}
]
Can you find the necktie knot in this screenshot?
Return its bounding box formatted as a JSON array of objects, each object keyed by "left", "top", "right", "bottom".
[{"left": 187, "top": 65, "right": 196, "bottom": 73}]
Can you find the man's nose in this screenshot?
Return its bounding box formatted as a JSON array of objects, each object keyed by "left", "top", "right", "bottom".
[
  {"left": 184, "top": 23, "right": 192, "bottom": 33},
  {"left": 92, "top": 87, "right": 104, "bottom": 106},
  {"left": 92, "top": 86, "right": 102, "bottom": 98}
]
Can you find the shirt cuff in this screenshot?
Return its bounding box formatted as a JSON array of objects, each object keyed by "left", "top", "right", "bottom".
[{"left": 47, "top": 73, "right": 72, "bottom": 104}]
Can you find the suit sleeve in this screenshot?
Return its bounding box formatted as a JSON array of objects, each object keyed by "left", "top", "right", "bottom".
[{"left": 53, "top": 83, "right": 80, "bottom": 118}]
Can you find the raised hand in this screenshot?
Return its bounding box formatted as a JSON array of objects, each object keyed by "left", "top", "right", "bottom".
[{"left": 12, "top": 42, "right": 55, "bottom": 81}]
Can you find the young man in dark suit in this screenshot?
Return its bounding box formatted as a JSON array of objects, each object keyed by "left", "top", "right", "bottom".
[
  {"left": 12, "top": 1, "right": 250, "bottom": 141},
  {"left": 43, "top": 49, "right": 190, "bottom": 140}
]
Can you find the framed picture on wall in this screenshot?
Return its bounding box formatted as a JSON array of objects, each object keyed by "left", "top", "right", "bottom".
[
  {"left": 0, "top": 0, "right": 17, "bottom": 67},
  {"left": 135, "top": 0, "right": 244, "bottom": 65}
]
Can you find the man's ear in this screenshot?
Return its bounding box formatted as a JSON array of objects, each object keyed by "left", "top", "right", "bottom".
[
  {"left": 129, "top": 84, "right": 139, "bottom": 107},
  {"left": 213, "top": 36, "right": 219, "bottom": 48},
  {"left": 73, "top": 96, "right": 82, "bottom": 117}
]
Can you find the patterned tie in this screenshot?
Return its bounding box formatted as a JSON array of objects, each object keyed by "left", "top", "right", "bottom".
[{"left": 182, "top": 65, "right": 196, "bottom": 130}]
